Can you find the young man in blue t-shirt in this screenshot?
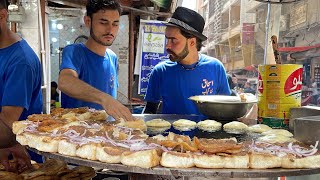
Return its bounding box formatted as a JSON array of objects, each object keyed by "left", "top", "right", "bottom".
[
  {"left": 58, "top": 0, "right": 133, "bottom": 121},
  {"left": 0, "top": 0, "right": 43, "bottom": 172},
  {"left": 144, "top": 7, "right": 231, "bottom": 115}
]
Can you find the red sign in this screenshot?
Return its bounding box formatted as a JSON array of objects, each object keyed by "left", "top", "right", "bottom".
[
  {"left": 242, "top": 23, "right": 255, "bottom": 45},
  {"left": 258, "top": 72, "right": 263, "bottom": 94},
  {"left": 284, "top": 68, "right": 303, "bottom": 96}
]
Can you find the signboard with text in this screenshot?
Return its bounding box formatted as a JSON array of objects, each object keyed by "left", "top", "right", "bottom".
[{"left": 136, "top": 20, "right": 169, "bottom": 95}]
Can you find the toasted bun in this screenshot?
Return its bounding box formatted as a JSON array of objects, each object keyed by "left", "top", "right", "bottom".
[
  {"left": 58, "top": 139, "right": 78, "bottom": 156},
  {"left": 195, "top": 153, "right": 249, "bottom": 169},
  {"left": 281, "top": 154, "right": 320, "bottom": 168},
  {"left": 197, "top": 120, "right": 222, "bottom": 132},
  {"left": 76, "top": 112, "right": 91, "bottom": 121},
  {"left": 23, "top": 133, "right": 39, "bottom": 149},
  {"left": 76, "top": 143, "right": 98, "bottom": 160},
  {"left": 223, "top": 121, "right": 248, "bottom": 134},
  {"left": 12, "top": 121, "right": 28, "bottom": 135},
  {"left": 261, "top": 129, "right": 293, "bottom": 137},
  {"left": 248, "top": 124, "right": 272, "bottom": 133},
  {"left": 172, "top": 119, "right": 196, "bottom": 131},
  {"left": 121, "top": 149, "right": 160, "bottom": 168},
  {"left": 118, "top": 118, "right": 147, "bottom": 131},
  {"left": 258, "top": 134, "right": 295, "bottom": 144},
  {"left": 96, "top": 145, "right": 126, "bottom": 163},
  {"left": 160, "top": 151, "right": 194, "bottom": 168},
  {"left": 36, "top": 136, "right": 60, "bottom": 153},
  {"left": 61, "top": 112, "right": 77, "bottom": 121},
  {"left": 223, "top": 154, "right": 249, "bottom": 169},
  {"left": 194, "top": 154, "right": 225, "bottom": 168},
  {"left": 89, "top": 110, "right": 108, "bottom": 121},
  {"left": 249, "top": 152, "right": 282, "bottom": 169},
  {"left": 23, "top": 133, "right": 59, "bottom": 153},
  {"left": 61, "top": 121, "right": 84, "bottom": 129},
  {"left": 16, "top": 134, "right": 28, "bottom": 146}
]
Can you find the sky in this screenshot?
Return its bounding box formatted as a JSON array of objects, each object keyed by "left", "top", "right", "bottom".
[{"left": 181, "top": 0, "right": 196, "bottom": 11}]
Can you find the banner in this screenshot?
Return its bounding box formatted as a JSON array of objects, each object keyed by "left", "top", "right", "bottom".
[{"left": 134, "top": 20, "right": 169, "bottom": 95}]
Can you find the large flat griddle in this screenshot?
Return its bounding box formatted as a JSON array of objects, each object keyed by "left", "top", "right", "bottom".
[
  {"left": 27, "top": 114, "right": 320, "bottom": 178},
  {"left": 28, "top": 147, "right": 320, "bottom": 178}
]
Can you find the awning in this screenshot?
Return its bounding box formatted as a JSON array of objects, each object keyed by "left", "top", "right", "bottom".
[
  {"left": 278, "top": 44, "right": 320, "bottom": 61},
  {"left": 243, "top": 65, "right": 258, "bottom": 71},
  {"left": 278, "top": 44, "right": 320, "bottom": 52}
]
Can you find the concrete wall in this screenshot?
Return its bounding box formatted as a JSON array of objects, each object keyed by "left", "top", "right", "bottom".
[{"left": 19, "top": 0, "right": 40, "bottom": 57}]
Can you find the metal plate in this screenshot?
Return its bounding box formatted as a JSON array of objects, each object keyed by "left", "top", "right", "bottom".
[{"left": 29, "top": 147, "right": 320, "bottom": 178}]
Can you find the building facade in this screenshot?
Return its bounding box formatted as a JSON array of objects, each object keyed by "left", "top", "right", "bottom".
[{"left": 197, "top": 0, "right": 320, "bottom": 73}]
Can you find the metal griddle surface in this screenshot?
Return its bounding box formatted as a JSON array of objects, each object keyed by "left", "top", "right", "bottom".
[
  {"left": 137, "top": 114, "right": 260, "bottom": 141},
  {"left": 27, "top": 114, "right": 320, "bottom": 178},
  {"left": 29, "top": 147, "right": 320, "bottom": 178}
]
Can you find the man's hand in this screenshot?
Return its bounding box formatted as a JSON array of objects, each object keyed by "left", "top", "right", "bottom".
[
  {"left": 102, "top": 95, "right": 134, "bottom": 121},
  {"left": 59, "top": 69, "right": 134, "bottom": 121},
  {"left": 0, "top": 143, "right": 32, "bottom": 173}
]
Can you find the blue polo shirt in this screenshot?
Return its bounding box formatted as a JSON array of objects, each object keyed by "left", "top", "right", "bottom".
[
  {"left": 0, "top": 39, "right": 43, "bottom": 163},
  {"left": 60, "top": 43, "right": 118, "bottom": 110},
  {"left": 145, "top": 54, "right": 230, "bottom": 115},
  {"left": 0, "top": 39, "right": 43, "bottom": 120}
]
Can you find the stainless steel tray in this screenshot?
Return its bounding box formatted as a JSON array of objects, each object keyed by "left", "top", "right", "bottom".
[{"left": 28, "top": 147, "right": 320, "bottom": 178}]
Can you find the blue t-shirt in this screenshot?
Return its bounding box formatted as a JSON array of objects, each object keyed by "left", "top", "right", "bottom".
[
  {"left": 0, "top": 39, "right": 43, "bottom": 120},
  {"left": 145, "top": 54, "right": 230, "bottom": 115},
  {"left": 60, "top": 43, "right": 118, "bottom": 110}
]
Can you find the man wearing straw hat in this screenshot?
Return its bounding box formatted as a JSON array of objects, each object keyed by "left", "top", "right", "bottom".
[{"left": 144, "top": 7, "right": 230, "bottom": 115}]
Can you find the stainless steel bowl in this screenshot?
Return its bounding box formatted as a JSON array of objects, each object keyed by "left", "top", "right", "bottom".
[{"left": 189, "top": 95, "right": 257, "bottom": 120}]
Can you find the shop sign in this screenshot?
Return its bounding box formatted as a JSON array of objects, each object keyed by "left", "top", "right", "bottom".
[{"left": 134, "top": 20, "right": 169, "bottom": 95}]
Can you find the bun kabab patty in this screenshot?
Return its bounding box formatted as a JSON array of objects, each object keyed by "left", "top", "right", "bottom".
[
  {"left": 172, "top": 119, "right": 197, "bottom": 131},
  {"left": 146, "top": 119, "right": 171, "bottom": 134},
  {"left": 197, "top": 120, "right": 222, "bottom": 132},
  {"left": 223, "top": 121, "right": 248, "bottom": 134},
  {"left": 172, "top": 119, "right": 197, "bottom": 137},
  {"left": 248, "top": 124, "right": 272, "bottom": 133},
  {"left": 261, "top": 129, "right": 293, "bottom": 137}
]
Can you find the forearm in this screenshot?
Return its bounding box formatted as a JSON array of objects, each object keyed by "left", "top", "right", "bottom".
[
  {"left": 59, "top": 74, "right": 110, "bottom": 105},
  {"left": 0, "top": 107, "right": 23, "bottom": 148},
  {"left": 0, "top": 120, "right": 17, "bottom": 148}
]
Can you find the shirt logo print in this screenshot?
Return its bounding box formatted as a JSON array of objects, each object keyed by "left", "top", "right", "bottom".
[
  {"left": 201, "top": 79, "right": 214, "bottom": 95},
  {"left": 110, "top": 74, "right": 115, "bottom": 89}
]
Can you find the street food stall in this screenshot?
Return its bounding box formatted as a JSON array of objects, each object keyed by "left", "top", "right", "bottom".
[{"left": 10, "top": 109, "right": 320, "bottom": 179}]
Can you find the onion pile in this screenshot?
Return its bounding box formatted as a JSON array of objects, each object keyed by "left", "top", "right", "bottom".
[{"left": 250, "top": 140, "right": 319, "bottom": 157}]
